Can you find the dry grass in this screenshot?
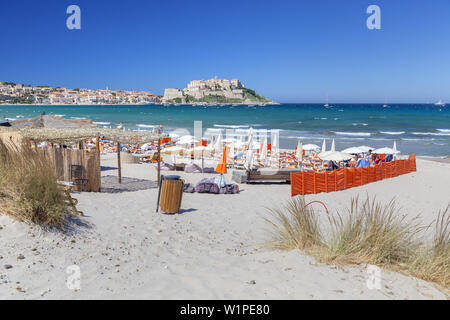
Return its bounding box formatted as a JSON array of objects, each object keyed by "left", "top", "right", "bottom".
[
  {"left": 408, "top": 206, "right": 450, "bottom": 288},
  {"left": 266, "top": 196, "right": 324, "bottom": 251},
  {"left": 325, "top": 198, "right": 422, "bottom": 266},
  {"left": 267, "top": 196, "right": 450, "bottom": 289},
  {"left": 0, "top": 140, "right": 69, "bottom": 228}
]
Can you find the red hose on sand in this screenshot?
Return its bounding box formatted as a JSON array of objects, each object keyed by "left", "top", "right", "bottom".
[{"left": 302, "top": 201, "right": 329, "bottom": 215}]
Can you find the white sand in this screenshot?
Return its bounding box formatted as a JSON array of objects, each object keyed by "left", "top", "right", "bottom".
[{"left": 0, "top": 156, "right": 448, "bottom": 299}]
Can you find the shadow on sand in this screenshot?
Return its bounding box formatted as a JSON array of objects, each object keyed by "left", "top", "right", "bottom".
[{"left": 101, "top": 175, "right": 158, "bottom": 193}]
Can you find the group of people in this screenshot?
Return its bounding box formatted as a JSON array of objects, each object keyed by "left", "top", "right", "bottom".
[{"left": 328, "top": 150, "right": 394, "bottom": 170}]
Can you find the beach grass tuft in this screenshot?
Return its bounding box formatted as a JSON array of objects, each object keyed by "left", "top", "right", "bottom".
[
  {"left": 407, "top": 206, "right": 450, "bottom": 288},
  {"left": 266, "top": 196, "right": 324, "bottom": 251},
  {"left": 0, "top": 140, "right": 69, "bottom": 229},
  {"left": 267, "top": 196, "right": 450, "bottom": 289}
]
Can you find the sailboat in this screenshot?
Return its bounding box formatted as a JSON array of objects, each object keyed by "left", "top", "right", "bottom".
[
  {"left": 435, "top": 100, "right": 446, "bottom": 107},
  {"left": 383, "top": 98, "right": 390, "bottom": 108},
  {"left": 324, "top": 94, "right": 333, "bottom": 108}
]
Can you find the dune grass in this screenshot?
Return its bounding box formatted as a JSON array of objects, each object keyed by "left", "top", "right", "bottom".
[
  {"left": 407, "top": 206, "right": 449, "bottom": 287},
  {"left": 0, "top": 140, "right": 70, "bottom": 228},
  {"left": 267, "top": 196, "right": 450, "bottom": 289}
]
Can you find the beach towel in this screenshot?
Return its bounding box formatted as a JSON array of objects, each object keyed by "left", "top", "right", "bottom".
[
  {"left": 185, "top": 163, "right": 202, "bottom": 173},
  {"left": 195, "top": 178, "right": 220, "bottom": 194},
  {"left": 183, "top": 183, "right": 195, "bottom": 193},
  {"left": 220, "top": 184, "right": 240, "bottom": 194}
]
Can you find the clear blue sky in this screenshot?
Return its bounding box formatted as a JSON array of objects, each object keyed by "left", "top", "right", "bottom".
[{"left": 1, "top": 0, "right": 449, "bottom": 103}]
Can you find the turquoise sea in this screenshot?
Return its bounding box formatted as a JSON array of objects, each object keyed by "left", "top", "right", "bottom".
[{"left": 1, "top": 104, "right": 449, "bottom": 157}]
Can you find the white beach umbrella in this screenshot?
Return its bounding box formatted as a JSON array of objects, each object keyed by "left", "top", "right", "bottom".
[
  {"left": 271, "top": 130, "right": 279, "bottom": 155},
  {"left": 321, "top": 139, "right": 326, "bottom": 153},
  {"left": 303, "top": 144, "right": 320, "bottom": 151},
  {"left": 229, "top": 142, "right": 235, "bottom": 162},
  {"left": 341, "top": 147, "right": 363, "bottom": 154},
  {"left": 260, "top": 137, "right": 268, "bottom": 163},
  {"left": 244, "top": 149, "right": 254, "bottom": 171},
  {"left": 177, "top": 135, "right": 196, "bottom": 146},
  {"left": 319, "top": 151, "right": 353, "bottom": 161},
  {"left": 161, "top": 146, "right": 184, "bottom": 154},
  {"left": 373, "top": 147, "right": 400, "bottom": 154},
  {"left": 296, "top": 141, "right": 303, "bottom": 162},
  {"left": 358, "top": 146, "right": 374, "bottom": 153},
  {"left": 209, "top": 135, "right": 215, "bottom": 148},
  {"left": 215, "top": 132, "right": 223, "bottom": 152},
  {"left": 331, "top": 139, "right": 336, "bottom": 152}
]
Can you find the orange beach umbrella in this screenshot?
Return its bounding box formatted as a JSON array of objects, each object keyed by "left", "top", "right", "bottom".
[{"left": 215, "top": 145, "right": 227, "bottom": 174}]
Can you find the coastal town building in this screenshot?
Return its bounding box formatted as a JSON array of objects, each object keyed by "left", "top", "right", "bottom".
[
  {"left": 162, "top": 77, "right": 251, "bottom": 103},
  {"left": 0, "top": 81, "right": 158, "bottom": 105}
]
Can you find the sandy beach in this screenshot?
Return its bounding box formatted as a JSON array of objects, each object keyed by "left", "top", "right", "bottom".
[{"left": 0, "top": 156, "right": 448, "bottom": 299}]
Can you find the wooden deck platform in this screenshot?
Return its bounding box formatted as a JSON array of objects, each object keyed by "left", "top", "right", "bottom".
[{"left": 232, "top": 168, "right": 304, "bottom": 184}]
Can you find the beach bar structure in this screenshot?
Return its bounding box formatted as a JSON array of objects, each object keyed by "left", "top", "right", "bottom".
[{"left": 0, "top": 116, "right": 166, "bottom": 192}]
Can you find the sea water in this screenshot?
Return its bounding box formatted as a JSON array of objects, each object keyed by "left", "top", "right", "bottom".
[{"left": 1, "top": 104, "right": 449, "bottom": 157}]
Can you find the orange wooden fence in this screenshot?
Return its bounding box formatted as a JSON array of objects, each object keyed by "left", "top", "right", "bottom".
[{"left": 291, "top": 154, "right": 416, "bottom": 196}]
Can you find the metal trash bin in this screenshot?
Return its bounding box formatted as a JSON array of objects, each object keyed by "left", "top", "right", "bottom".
[{"left": 156, "top": 175, "right": 184, "bottom": 214}]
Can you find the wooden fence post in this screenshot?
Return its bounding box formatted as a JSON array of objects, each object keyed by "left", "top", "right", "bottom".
[
  {"left": 117, "top": 142, "right": 122, "bottom": 184},
  {"left": 96, "top": 136, "right": 101, "bottom": 192}
]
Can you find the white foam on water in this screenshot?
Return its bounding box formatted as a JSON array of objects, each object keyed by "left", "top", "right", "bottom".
[
  {"left": 437, "top": 129, "right": 450, "bottom": 133},
  {"left": 333, "top": 131, "right": 371, "bottom": 137},
  {"left": 213, "top": 124, "right": 249, "bottom": 129},
  {"left": 352, "top": 123, "right": 369, "bottom": 126},
  {"left": 412, "top": 132, "right": 450, "bottom": 136},
  {"left": 93, "top": 121, "right": 111, "bottom": 125},
  {"left": 380, "top": 131, "right": 405, "bottom": 135},
  {"left": 136, "top": 124, "right": 155, "bottom": 128}
]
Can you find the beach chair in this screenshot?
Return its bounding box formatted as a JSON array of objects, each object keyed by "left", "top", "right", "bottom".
[{"left": 70, "top": 165, "right": 88, "bottom": 192}]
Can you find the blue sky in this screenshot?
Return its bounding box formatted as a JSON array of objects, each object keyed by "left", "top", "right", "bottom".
[{"left": 0, "top": 0, "right": 449, "bottom": 103}]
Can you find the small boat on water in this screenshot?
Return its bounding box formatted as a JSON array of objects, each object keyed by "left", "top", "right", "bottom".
[{"left": 435, "top": 100, "right": 446, "bottom": 106}]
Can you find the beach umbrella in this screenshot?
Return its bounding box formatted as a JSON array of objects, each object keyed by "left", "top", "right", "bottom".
[
  {"left": 358, "top": 146, "right": 374, "bottom": 153},
  {"left": 216, "top": 145, "right": 227, "bottom": 174},
  {"left": 260, "top": 137, "right": 268, "bottom": 163},
  {"left": 303, "top": 144, "right": 320, "bottom": 151},
  {"left": 331, "top": 139, "right": 336, "bottom": 152},
  {"left": 177, "top": 135, "right": 196, "bottom": 145},
  {"left": 194, "top": 146, "right": 212, "bottom": 171},
  {"left": 373, "top": 147, "right": 400, "bottom": 154},
  {"left": 161, "top": 146, "right": 184, "bottom": 154},
  {"left": 215, "top": 132, "right": 223, "bottom": 152},
  {"left": 341, "top": 147, "right": 363, "bottom": 154},
  {"left": 209, "top": 135, "right": 215, "bottom": 149},
  {"left": 223, "top": 138, "right": 237, "bottom": 143},
  {"left": 319, "top": 151, "right": 353, "bottom": 161},
  {"left": 271, "top": 130, "right": 279, "bottom": 155},
  {"left": 215, "top": 145, "right": 227, "bottom": 186},
  {"left": 296, "top": 141, "right": 303, "bottom": 162},
  {"left": 161, "top": 146, "right": 184, "bottom": 164},
  {"left": 321, "top": 139, "right": 326, "bottom": 153},
  {"left": 229, "top": 141, "right": 235, "bottom": 167},
  {"left": 244, "top": 149, "right": 254, "bottom": 171}
]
